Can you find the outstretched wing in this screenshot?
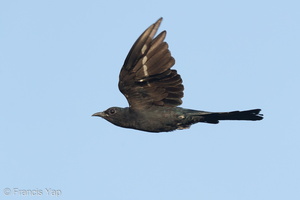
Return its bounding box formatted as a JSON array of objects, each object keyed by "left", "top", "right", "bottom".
[{"left": 118, "top": 18, "right": 184, "bottom": 109}]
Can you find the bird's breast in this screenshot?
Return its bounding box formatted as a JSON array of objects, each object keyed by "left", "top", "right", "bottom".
[{"left": 131, "top": 107, "right": 184, "bottom": 132}]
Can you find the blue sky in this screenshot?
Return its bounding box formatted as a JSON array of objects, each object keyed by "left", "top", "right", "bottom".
[{"left": 1, "top": 0, "right": 299, "bottom": 199}]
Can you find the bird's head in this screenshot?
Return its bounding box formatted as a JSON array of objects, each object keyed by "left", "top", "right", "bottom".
[{"left": 92, "top": 107, "right": 128, "bottom": 127}]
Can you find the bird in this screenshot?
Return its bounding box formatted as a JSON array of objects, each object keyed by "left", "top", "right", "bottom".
[{"left": 92, "top": 17, "right": 263, "bottom": 133}]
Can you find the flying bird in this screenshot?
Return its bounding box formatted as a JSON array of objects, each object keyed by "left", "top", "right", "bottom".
[{"left": 92, "top": 18, "right": 263, "bottom": 132}]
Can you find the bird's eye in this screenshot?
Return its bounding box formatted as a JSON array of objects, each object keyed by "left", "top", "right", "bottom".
[{"left": 108, "top": 108, "right": 116, "bottom": 115}]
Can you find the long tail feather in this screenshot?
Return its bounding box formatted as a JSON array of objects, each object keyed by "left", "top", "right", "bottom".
[{"left": 203, "top": 109, "right": 263, "bottom": 124}]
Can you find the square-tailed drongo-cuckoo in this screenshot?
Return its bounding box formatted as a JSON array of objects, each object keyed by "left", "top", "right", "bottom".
[{"left": 92, "top": 18, "right": 263, "bottom": 132}]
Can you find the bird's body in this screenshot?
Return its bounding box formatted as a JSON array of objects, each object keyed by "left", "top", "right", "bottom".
[
  {"left": 99, "top": 107, "right": 184, "bottom": 132},
  {"left": 95, "top": 107, "right": 262, "bottom": 132},
  {"left": 92, "top": 18, "right": 263, "bottom": 132}
]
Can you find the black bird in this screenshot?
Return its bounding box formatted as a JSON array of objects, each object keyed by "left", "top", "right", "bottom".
[{"left": 92, "top": 18, "right": 263, "bottom": 132}]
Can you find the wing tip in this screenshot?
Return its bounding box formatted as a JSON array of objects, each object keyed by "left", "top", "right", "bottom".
[{"left": 156, "top": 17, "right": 163, "bottom": 24}]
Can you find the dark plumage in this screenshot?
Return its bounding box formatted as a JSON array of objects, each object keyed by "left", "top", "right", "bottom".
[{"left": 92, "top": 18, "right": 263, "bottom": 132}]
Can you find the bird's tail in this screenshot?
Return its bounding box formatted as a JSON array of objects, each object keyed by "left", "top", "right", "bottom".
[{"left": 200, "top": 109, "right": 263, "bottom": 124}]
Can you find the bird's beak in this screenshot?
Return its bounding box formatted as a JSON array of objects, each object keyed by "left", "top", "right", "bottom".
[{"left": 92, "top": 112, "right": 106, "bottom": 117}]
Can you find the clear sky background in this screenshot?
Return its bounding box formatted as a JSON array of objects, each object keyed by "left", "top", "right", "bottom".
[{"left": 1, "top": 0, "right": 299, "bottom": 200}]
